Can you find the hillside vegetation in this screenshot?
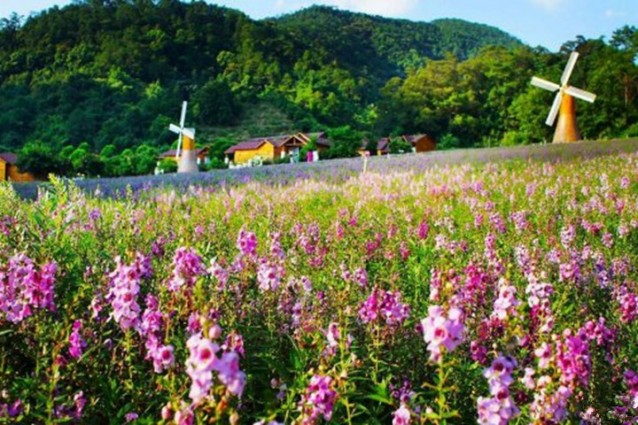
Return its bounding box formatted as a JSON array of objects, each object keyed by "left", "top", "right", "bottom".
[{"left": 0, "top": 1, "right": 636, "bottom": 177}]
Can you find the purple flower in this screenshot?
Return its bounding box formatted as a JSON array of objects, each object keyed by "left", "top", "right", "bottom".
[
  {"left": 359, "top": 287, "right": 410, "bottom": 327},
  {"left": 478, "top": 355, "right": 519, "bottom": 425},
  {"left": 354, "top": 267, "right": 368, "bottom": 288},
  {"left": 237, "top": 229, "right": 258, "bottom": 258},
  {"left": 167, "top": 247, "right": 205, "bottom": 292},
  {"left": 491, "top": 279, "right": 519, "bottom": 321},
  {"left": 555, "top": 330, "right": 591, "bottom": 387},
  {"left": 299, "top": 375, "right": 337, "bottom": 423},
  {"left": 107, "top": 256, "right": 142, "bottom": 331},
  {"left": 68, "top": 320, "right": 86, "bottom": 359},
  {"left": 125, "top": 412, "right": 138, "bottom": 422},
  {"left": 207, "top": 258, "right": 229, "bottom": 290},
  {"left": 73, "top": 391, "right": 86, "bottom": 419},
  {"left": 0, "top": 254, "right": 57, "bottom": 323}
]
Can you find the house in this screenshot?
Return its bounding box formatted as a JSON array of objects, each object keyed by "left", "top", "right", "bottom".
[
  {"left": 0, "top": 153, "right": 36, "bottom": 182},
  {"left": 158, "top": 147, "right": 211, "bottom": 166},
  {"left": 361, "top": 135, "right": 437, "bottom": 156},
  {"left": 225, "top": 132, "right": 331, "bottom": 165},
  {"left": 404, "top": 134, "right": 436, "bottom": 152}
]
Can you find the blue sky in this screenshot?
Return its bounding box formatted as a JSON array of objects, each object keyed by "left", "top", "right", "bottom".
[{"left": 1, "top": 0, "right": 636, "bottom": 52}]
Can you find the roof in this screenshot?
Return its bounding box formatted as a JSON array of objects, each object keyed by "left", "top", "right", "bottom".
[
  {"left": 224, "top": 140, "right": 267, "bottom": 154},
  {"left": 159, "top": 147, "right": 209, "bottom": 158},
  {"left": 377, "top": 138, "right": 390, "bottom": 152},
  {"left": 403, "top": 134, "right": 433, "bottom": 145},
  {"left": 225, "top": 132, "right": 332, "bottom": 155},
  {"left": 0, "top": 153, "right": 18, "bottom": 164}
]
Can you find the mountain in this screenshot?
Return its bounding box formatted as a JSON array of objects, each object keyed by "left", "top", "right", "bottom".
[
  {"left": 270, "top": 6, "right": 521, "bottom": 82},
  {"left": 0, "top": 2, "right": 521, "bottom": 151}
]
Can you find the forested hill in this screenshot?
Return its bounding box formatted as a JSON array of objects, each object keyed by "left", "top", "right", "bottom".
[
  {"left": 0, "top": 2, "right": 519, "bottom": 151},
  {"left": 269, "top": 7, "right": 521, "bottom": 82},
  {"left": 0, "top": 1, "right": 636, "bottom": 179}
]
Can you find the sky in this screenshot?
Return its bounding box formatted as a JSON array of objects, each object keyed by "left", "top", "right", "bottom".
[{"left": 1, "top": 0, "right": 636, "bottom": 52}]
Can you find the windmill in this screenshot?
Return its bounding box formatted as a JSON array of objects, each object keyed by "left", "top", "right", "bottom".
[
  {"left": 169, "top": 101, "right": 199, "bottom": 173},
  {"left": 531, "top": 52, "right": 597, "bottom": 143}
]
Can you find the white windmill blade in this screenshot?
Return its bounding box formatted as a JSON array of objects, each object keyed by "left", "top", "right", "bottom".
[
  {"left": 182, "top": 128, "right": 196, "bottom": 140},
  {"left": 176, "top": 134, "right": 183, "bottom": 159},
  {"left": 179, "top": 101, "right": 188, "bottom": 128},
  {"left": 546, "top": 92, "right": 563, "bottom": 126},
  {"left": 169, "top": 124, "right": 182, "bottom": 134},
  {"left": 560, "top": 52, "right": 579, "bottom": 86},
  {"left": 565, "top": 86, "right": 596, "bottom": 103},
  {"left": 531, "top": 77, "right": 560, "bottom": 92}
]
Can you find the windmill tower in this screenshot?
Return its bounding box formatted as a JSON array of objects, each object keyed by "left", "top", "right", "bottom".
[
  {"left": 531, "top": 52, "right": 597, "bottom": 143},
  {"left": 169, "top": 101, "right": 198, "bottom": 173}
]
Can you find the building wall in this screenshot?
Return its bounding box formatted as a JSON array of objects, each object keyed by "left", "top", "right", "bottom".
[
  {"left": 413, "top": 136, "right": 436, "bottom": 153},
  {"left": 7, "top": 165, "right": 35, "bottom": 182},
  {"left": 0, "top": 160, "right": 6, "bottom": 182},
  {"left": 234, "top": 143, "right": 275, "bottom": 164}
]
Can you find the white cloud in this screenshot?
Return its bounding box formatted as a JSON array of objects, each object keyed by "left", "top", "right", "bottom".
[
  {"left": 604, "top": 9, "right": 626, "bottom": 19},
  {"left": 274, "top": 0, "right": 417, "bottom": 17},
  {"left": 530, "top": 0, "right": 566, "bottom": 12}
]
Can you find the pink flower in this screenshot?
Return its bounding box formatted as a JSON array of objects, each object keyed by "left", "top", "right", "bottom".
[
  {"left": 212, "top": 351, "right": 246, "bottom": 396},
  {"left": 174, "top": 405, "right": 194, "bottom": 425},
  {"left": 534, "top": 343, "right": 552, "bottom": 369},
  {"left": 187, "top": 333, "right": 219, "bottom": 373},
  {"left": 186, "top": 333, "right": 219, "bottom": 404},
  {"left": 421, "top": 306, "right": 464, "bottom": 362},
  {"left": 521, "top": 368, "right": 535, "bottom": 390},
  {"left": 392, "top": 404, "right": 411, "bottom": 425},
  {"left": 107, "top": 256, "right": 142, "bottom": 331},
  {"left": 257, "top": 261, "right": 282, "bottom": 292},
  {"left": 151, "top": 344, "right": 174, "bottom": 373}
]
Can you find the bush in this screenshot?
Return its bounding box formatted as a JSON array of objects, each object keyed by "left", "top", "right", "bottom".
[
  {"left": 389, "top": 137, "right": 412, "bottom": 154},
  {"left": 157, "top": 158, "right": 178, "bottom": 174},
  {"left": 437, "top": 133, "right": 462, "bottom": 150}
]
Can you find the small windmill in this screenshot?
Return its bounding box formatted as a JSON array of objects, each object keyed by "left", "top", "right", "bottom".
[
  {"left": 531, "top": 52, "right": 597, "bottom": 143},
  {"left": 169, "top": 101, "right": 198, "bottom": 173}
]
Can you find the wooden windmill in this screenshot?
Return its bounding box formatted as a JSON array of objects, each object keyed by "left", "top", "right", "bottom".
[
  {"left": 531, "top": 52, "right": 597, "bottom": 143},
  {"left": 169, "top": 101, "right": 198, "bottom": 173}
]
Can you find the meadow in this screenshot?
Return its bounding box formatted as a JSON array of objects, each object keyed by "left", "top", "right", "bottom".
[{"left": 2, "top": 141, "right": 638, "bottom": 424}]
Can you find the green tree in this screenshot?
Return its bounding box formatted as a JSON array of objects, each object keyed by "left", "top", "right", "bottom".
[
  {"left": 17, "top": 141, "right": 65, "bottom": 178},
  {"left": 324, "top": 126, "right": 363, "bottom": 159},
  {"left": 193, "top": 80, "right": 241, "bottom": 126}
]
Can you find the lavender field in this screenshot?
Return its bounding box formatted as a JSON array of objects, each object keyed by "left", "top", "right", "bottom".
[
  {"left": 10, "top": 138, "right": 638, "bottom": 200},
  {"left": 2, "top": 140, "right": 638, "bottom": 424}
]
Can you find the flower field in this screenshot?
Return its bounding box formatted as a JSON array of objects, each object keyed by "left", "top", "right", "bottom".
[{"left": 2, "top": 147, "right": 638, "bottom": 424}]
